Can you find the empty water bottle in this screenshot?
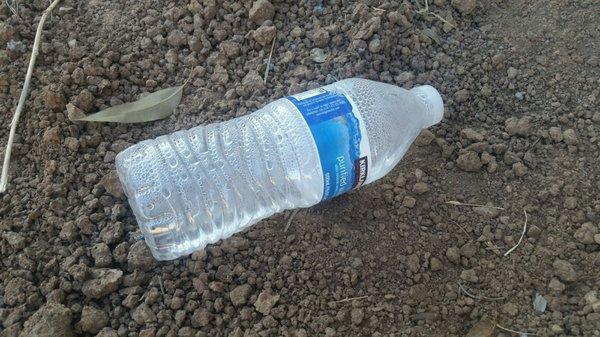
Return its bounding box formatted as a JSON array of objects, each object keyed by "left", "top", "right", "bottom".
[{"left": 116, "top": 78, "right": 444, "bottom": 260}]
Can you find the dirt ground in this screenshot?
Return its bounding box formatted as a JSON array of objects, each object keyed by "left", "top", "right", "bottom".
[{"left": 0, "top": 0, "right": 599, "bottom": 336}]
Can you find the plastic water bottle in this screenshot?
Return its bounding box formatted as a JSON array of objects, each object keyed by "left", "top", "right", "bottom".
[{"left": 116, "top": 78, "right": 444, "bottom": 260}]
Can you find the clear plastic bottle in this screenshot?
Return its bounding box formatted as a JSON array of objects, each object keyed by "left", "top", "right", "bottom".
[{"left": 116, "top": 78, "right": 444, "bottom": 260}]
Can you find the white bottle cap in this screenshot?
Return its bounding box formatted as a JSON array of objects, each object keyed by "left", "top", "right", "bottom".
[{"left": 410, "top": 85, "right": 444, "bottom": 128}]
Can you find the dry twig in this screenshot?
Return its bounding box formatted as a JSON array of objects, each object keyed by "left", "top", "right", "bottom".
[
  {"left": 284, "top": 209, "right": 299, "bottom": 232},
  {"left": 5, "top": 0, "right": 19, "bottom": 18},
  {"left": 496, "top": 323, "right": 537, "bottom": 336},
  {"left": 415, "top": 0, "right": 456, "bottom": 28},
  {"left": 445, "top": 200, "right": 505, "bottom": 210},
  {"left": 504, "top": 209, "right": 528, "bottom": 256},
  {"left": 457, "top": 282, "right": 505, "bottom": 301},
  {"left": 0, "top": 0, "right": 62, "bottom": 193},
  {"left": 332, "top": 295, "right": 369, "bottom": 303},
  {"left": 263, "top": 36, "right": 276, "bottom": 84}
]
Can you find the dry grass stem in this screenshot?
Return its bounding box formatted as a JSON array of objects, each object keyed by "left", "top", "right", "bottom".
[
  {"left": 496, "top": 323, "right": 537, "bottom": 336},
  {"left": 457, "top": 282, "right": 505, "bottom": 301},
  {"left": 5, "top": 0, "right": 19, "bottom": 17},
  {"left": 445, "top": 200, "right": 505, "bottom": 210},
  {"left": 284, "top": 209, "right": 299, "bottom": 232},
  {"left": 504, "top": 209, "right": 528, "bottom": 256},
  {"left": 263, "top": 36, "right": 276, "bottom": 84},
  {"left": 416, "top": 0, "right": 456, "bottom": 28},
  {"left": 333, "top": 295, "right": 369, "bottom": 303},
  {"left": 0, "top": 0, "right": 62, "bottom": 193}
]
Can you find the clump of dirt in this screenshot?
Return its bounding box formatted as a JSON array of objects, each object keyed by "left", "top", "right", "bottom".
[{"left": 0, "top": 0, "right": 598, "bottom": 336}]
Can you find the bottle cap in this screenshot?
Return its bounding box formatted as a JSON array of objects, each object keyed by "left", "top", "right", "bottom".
[{"left": 411, "top": 85, "right": 444, "bottom": 128}]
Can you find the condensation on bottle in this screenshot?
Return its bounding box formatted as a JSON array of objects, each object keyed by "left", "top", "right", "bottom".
[{"left": 116, "top": 78, "right": 444, "bottom": 260}]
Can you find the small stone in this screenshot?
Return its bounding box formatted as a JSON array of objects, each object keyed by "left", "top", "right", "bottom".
[
  {"left": 502, "top": 302, "right": 519, "bottom": 316},
  {"left": 127, "top": 241, "right": 157, "bottom": 271},
  {"left": 354, "top": 17, "right": 381, "bottom": 40},
  {"left": 460, "top": 269, "right": 478, "bottom": 283},
  {"left": 132, "top": 303, "right": 157, "bottom": 325},
  {"left": 42, "top": 126, "right": 61, "bottom": 144},
  {"left": 2, "top": 231, "right": 26, "bottom": 250},
  {"left": 473, "top": 206, "right": 500, "bottom": 219},
  {"left": 254, "top": 291, "right": 280, "bottom": 315},
  {"left": 249, "top": 0, "right": 275, "bottom": 25},
  {"left": 82, "top": 268, "right": 123, "bottom": 299},
  {"left": 211, "top": 65, "right": 229, "bottom": 85},
  {"left": 230, "top": 284, "right": 252, "bottom": 307},
  {"left": 406, "top": 254, "right": 420, "bottom": 273},
  {"left": 454, "top": 89, "right": 469, "bottom": 103},
  {"left": 191, "top": 308, "right": 212, "bottom": 327},
  {"left": 395, "top": 71, "right": 415, "bottom": 84},
  {"left": 307, "top": 27, "right": 329, "bottom": 48},
  {"left": 253, "top": 25, "right": 276, "bottom": 46},
  {"left": 504, "top": 116, "right": 532, "bottom": 136},
  {"left": 41, "top": 87, "right": 66, "bottom": 109},
  {"left": 415, "top": 129, "right": 435, "bottom": 146},
  {"left": 456, "top": 151, "right": 482, "bottom": 172},
  {"left": 574, "top": 222, "right": 598, "bottom": 244},
  {"left": 549, "top": 127, "right": 563, "bottom": 142},
  {"left": 507, "top": 67, "right": 518, "bottom": 79},
  {"left": 446, "top": 247, "right": 460, "bottom": 264},
  {"left": 562, "top": 129, "right": 578, "bottom": 145},
  {"left": 552, "top": 259, "right": 577, "bottom": 282},
  {"left": 513, "top": 162, "right": 528, "bottom": 177},
  {"left": 96, "top": 328, "right": 118, "bottom": 337},
  {"left": 74, "top": 89, "right": 95, "bottom": 112},
  {"left": 350, "top": 308, "right": 364, "bottom": 325},
  {"left": 79, "top": 306, "right": 108, "bottom": 333},
  {"left": 491, "top": 53, "right": 505, "bottom": 68},
  {"left": 548, "top": 278, "right": 565, "bottom": 293},
  {"left": 460, "top": 128, "right": 484, "bottom": 142},
  {"left": 99, "top": 170, "right": 124, "bottom": 198},
  {"left": 19, "top": 303, "right": 74, "bottom": 337},
  {"left": 64, "top": 137, "right": 79, "bottom": 152},
  {"left": 430, "top": 257, "right": 443, "bottom": 271},
  {"left": 167, "top": 30, "right": 188, "bottom": 47},
  {"left": 465, "top": 318, "right": 496, "bottom": 337},
  {"left": 564, "top": 196, "right": 578, "bottom": 210},
  {"left": 368, "top": 38, "right": 382, "bottom": 53},
  {"left": 412, "top": 182, "right": 430, "bottom": 194},
  {"left": 91, "top": 243, "right": 113, "bottom": 267},
  {"left": 402, "top": 196, "right": 416, "bottom": 208}
]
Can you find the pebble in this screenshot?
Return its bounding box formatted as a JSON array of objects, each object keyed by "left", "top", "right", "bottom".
[
  {"left": 127, "top": 241, "right": 157, "bottom": 271},
  {"left": 41, "top": 87, "right": 66, "bottom": 109},
  {"left": 574, "top": 222, "right": 598, "bottom": 244},
  {"left": 460, "top": 128, "right": 485, "bottom": 142},
  {"left": 402, "top": 196, "right": 416, "bottom": 208},
  {"left": 513, "top": 162, "right": 528, "bottom": 177},
  {"left": 254, "top": 291, "right": 280, "bottom": 315},
  {"left": 79, "top": 305, "right": 109, "bottom": 333},
  {"left": 98, "top": 170, "right": 124, "bottom": 198},
  {"left": 452, "top": 0, "right": 477, "bottom": 15},
  {"left": 456, "top": 151, "right": 482, "bottom": 172},
  {"left": 191, "top": 307, "right": 212, "bottom": 327},
  {"left": 307, "top": 27, "right": 330, "bottom": 48},
  {"left": 132, "top": 303, "right": 157, "bottom": 325},
  {"left": 446, "top": 247, "right": 461, "bottom": 264},
  {"left": 412, "top": 182, "right": 430, "bottom": 194},
  {"left": 430, "top": 257, "right": 443, "bottom": 271},
  {"left": 562, "top": 128, "right": 578, "bottom": 145},
  {"left": 507, "top": 67, "right": 518, "bottom": 79},
  {"left": 549, "top": 126, "right": 563, "bottom": 142},
  {"left": 350, "top": 308, "right": 364, "bottom": 325},
  {"left": 454, "top": 89, "right": 469, "bottom": 103},
  {"left": 19, "top": 303, "right": 74, "bottom": 337},
  {"left": 253, "top": 25, "right": 276, "bottom": 46},
  {"left": 249, "top": 0, "right": 275, "bottom": 24},
  {"left": 473, "top": 206, "right": 500, "bottom": 219},
  {"left": 552, "top": 259, "right": 577, "bottom": 282},
  {"left": 82, "top": 268, "right": 123, "bottom": 299},
  {"left": 465, "top": 318, "right": 496, "bottom": 337},
  {"left": 504, "top": 116, "right": 532, "bottom": 136},
  {"left": 230, "top": 284, "right": 253, "bottom": 306}
]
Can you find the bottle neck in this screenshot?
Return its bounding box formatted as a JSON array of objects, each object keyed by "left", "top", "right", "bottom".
[{"left": 409, "top": 85, "right": 444, "bottom": 128}]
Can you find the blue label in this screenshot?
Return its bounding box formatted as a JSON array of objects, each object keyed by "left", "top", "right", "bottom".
[{"left": 287, "top": 90, "right": 369, "bottom": 200}]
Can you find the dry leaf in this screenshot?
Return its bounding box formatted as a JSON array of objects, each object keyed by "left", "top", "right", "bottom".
[{"left": 71, "top": 86, "right": 184, "bottom": 123}]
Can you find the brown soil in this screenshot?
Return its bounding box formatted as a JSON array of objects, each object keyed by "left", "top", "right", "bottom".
[{"left": 0, "top": 0, "right": 598, "bottom": 336}]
